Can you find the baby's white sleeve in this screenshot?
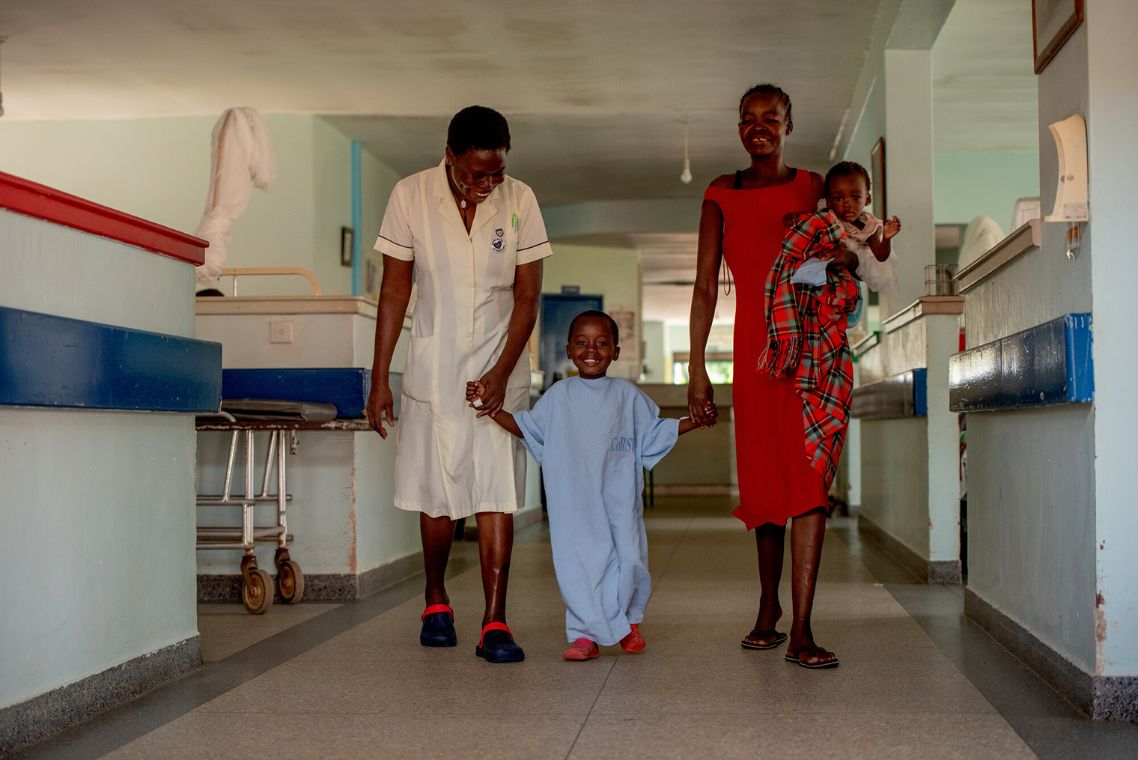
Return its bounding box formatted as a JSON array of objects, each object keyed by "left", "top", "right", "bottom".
[{"left": 856, "top": 247, "right": 899, "bottom": 293}]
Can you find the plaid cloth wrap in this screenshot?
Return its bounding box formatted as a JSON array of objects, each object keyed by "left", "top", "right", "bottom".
[{"left": 759, "top": 210, "right": 861, "bottom": 490}]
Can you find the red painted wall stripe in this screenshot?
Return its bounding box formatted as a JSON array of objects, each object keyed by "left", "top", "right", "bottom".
[{"left": 0, "top": 172, "right": 208, "bottom": 266}]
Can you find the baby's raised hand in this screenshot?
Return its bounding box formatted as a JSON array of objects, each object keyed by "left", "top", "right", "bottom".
[{"left": 883, "top": 216, "right": 902, "bottom": 240}]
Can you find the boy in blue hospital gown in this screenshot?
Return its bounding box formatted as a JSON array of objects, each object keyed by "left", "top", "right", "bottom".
[{"left": 467, "top": 310, "right": 716, "bottom": 660}]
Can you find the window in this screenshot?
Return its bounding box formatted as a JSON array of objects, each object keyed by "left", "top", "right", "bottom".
[{"left": 671, "top": 352, "right": 733, "bottom": 385}]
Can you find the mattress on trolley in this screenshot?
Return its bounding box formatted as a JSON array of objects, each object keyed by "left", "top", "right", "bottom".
[{"left": 222, "top": 368, "right": 371, "bottom": 419}]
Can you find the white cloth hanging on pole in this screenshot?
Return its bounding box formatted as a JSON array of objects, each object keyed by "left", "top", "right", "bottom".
[{"left": 194, "top": 107, "right": 276, "bottom": 289}]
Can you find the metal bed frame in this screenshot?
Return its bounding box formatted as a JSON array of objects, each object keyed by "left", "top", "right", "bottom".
[{"left": 196, "top": 412, "right": 303, "bottom": 614}]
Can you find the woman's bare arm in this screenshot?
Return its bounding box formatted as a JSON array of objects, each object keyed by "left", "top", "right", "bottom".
[
  {"left": 365, "top": 257, "right": 414, "bottom": 438},
  {"left": 688, "top": 198, "right": 725, "bottom": 427},
  {"left": 476, "top": 260, "right": 543, "bottom": 418}
]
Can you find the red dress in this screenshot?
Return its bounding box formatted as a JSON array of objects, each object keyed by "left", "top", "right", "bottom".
[{"left": 704, "top": 170, "right": 829, "bottom": 529}]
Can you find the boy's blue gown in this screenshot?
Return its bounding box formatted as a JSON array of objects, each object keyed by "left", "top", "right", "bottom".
[{"left": 514, "top": 376, "right": 679, "bottom": 645}]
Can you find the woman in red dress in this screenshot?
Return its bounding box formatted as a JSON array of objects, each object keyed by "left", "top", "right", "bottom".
[{"left": 687, "top": 84, "right": 857, "bottom": 669}]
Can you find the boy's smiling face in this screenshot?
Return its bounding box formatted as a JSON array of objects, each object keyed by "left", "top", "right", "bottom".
[
  {"left": 827, "top": 174, "right": 870, "bottom": 223},
  {"left": 566, "top": 315, "right": 619, "bottom": 380}
]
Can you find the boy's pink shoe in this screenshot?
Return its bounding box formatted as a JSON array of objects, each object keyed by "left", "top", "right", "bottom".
[
  {"left": 563, "top": 638, "right": 600, "bottom": 661},
  {"left": 620, "top": 623, "right": 646, "bottom": 653}
]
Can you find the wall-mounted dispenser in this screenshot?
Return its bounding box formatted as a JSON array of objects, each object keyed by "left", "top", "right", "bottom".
[{"left": 1045, "top": 114, "right": 1089, "bottom": 222}]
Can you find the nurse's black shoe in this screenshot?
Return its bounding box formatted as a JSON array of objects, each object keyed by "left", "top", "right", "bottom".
[
  {"left": 475, "top": 622, "right": 525, "bottom": 663},
  {"left": 420, "top": 604, "right": 457, "bottom": 647}
]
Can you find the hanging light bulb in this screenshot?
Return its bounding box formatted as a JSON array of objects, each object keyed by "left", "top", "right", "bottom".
[{"left": 680, "top": 123, "right": 692, "bottom": 184}]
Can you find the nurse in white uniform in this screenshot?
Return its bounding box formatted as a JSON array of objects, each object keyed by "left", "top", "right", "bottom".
[{"left": 366, "top": 106, "right": 552, "bottom": 663}]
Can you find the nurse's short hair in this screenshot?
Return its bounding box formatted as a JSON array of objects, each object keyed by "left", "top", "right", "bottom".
[
  {"left": 447, "top": 106, "right": 511, "bottom": 156},
  {"left": 568, "top": 310, "right": 620, "bottom": 346}
]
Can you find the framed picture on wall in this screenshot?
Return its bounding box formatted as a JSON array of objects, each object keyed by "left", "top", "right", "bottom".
[
  {"left": 340, "top": 226, "right": 354, "bottom": 267},
  {"left": 1032, "top": 0, "right": 1084, "bottom": 74},
  {"left": 870, "top": 137, "right": 886, "bottom": 219}
]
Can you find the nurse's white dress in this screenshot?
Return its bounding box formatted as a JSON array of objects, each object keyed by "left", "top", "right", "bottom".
[{"left": 374, "top": 161, "right": 553, "bottom": 519}]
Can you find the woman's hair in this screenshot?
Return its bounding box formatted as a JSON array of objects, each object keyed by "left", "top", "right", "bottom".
[
  {"left": 738, "top": 83, "right": 793, "bottom": 129},
  {"left": 824, "top": 161, "right": 872, "bottom": 197},
  {"left": 568, "top": 310, "right": 620, "bottom": 345},
  {"left": 447, "top": 106, "right": 511, "bottom": 156}
]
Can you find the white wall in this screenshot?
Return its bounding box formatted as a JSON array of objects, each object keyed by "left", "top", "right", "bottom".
[
  {"left": 882, "top": 49, "right": 936, "bottom": 318},
  {"left": 846, "top": 76, "right": 885, "bottom": 176},
  {"left": 934, "top": 150, "right": 1040, "bottom": 229},
  {"left": 0, "top": 212, "right": 199, "bottom": 710},
  {"left": 968, "top": 406, "right": 1096, "bottom": 672},
  {"left": 0, "top": 114, "right": 377, "bottom": 297},
  {"left": 642, "top": 321, "right": 667, "bottom": 384},
  {"left": 542, "top": 243, "right": 642, "bottom": 381},
  {"left": 309, "top": 118, "right": 353, "bottom": 296},
  {"left": 358, "top": 147, "right": 406, "bottom": 299},
  {"left": 844, "top": 48, "right": 938, "bottom": 319},
  {"left": 1086, "top": 0, "right": 1138, "bottom": 676},
  {"left": 963, "top": 22, "right": 1097, "bottom": 674},
  {"left": 666, "top": 323, "right": 690, "bottom": 382},
  {"left": 860, "top": 418, "right": 929, "bottom": 556},
  {"left": 856, "top": 311, "right": 960, "bottom": 568}
]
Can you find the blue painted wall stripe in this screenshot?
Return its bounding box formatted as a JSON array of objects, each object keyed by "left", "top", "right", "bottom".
[
  {"left": 222, "top": 368, "right": 371, "bottom": 419},
  {"left": 1065, "top": 313, "right": 1094, "bottom": 403},
  {"left": 949, "top": 313, "right": 1093, "bottom": 412},
  {"left": 913, "top": 368, "right": 928, "bottom": 417},
  {"left": 0, "top": 306, "right": 221, "bottom": 413},
  {"left": 851, "top": 368, "right": 927, "bottom": 420}
]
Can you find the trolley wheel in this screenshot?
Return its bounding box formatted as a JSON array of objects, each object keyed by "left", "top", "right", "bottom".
[
  {"left": 242, "top": 568, "right": 274, "bottom": 615},
  {"left": 276, "top": 559, "right": 305, "bottom": 604}
]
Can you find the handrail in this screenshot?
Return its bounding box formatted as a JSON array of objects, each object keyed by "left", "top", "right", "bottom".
[
  {"left": 0, "top": 171, "right": 207, "bottom": 265},
  {"left": 219, "top": 267, "right": 323, "bottom": 296},
  {"left": 881, "top": 296, "right": 964, "bottom": 334},
  {"left": 954, "top": 220, "right": 1041, "bottom": 294}
]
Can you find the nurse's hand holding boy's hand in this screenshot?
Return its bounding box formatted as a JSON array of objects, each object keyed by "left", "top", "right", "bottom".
[
  {"left": 365, "top": 381, "right": 396, "bottom": 439},
  {"left": 470, "top": 369, "right": 507, "bottom": 418},
  {"left": 701, "top": 400, "right": 719, "bottom": 426},
  {"left": 466, "top": 380, "right": 489, "bottom": 414}
]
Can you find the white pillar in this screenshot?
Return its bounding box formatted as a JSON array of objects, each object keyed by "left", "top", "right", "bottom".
[
  {"left": 883, "top": 49, "right": 937, "bottom": 318},
  {"left": 1087, "top": 0, "right": 1138, "bottom": 680}
]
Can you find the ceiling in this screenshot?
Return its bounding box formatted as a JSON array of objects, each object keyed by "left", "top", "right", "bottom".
[
  {"left": 932, "top": 0, "right": 1038, "bottom": 152},
  {"left": 1, "top": 0, "right": 1037, "bottom": 321},
  {"left": 2, "top": 0, "right": 883, "bottom": 204}
]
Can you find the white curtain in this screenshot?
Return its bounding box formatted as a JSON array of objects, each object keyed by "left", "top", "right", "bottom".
[{"left": 194, "top": 107, "right": 276, "bottom": 289}]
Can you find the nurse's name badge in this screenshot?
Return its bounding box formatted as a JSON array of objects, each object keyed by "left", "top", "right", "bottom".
[{"left": 491, "top": 238, "right": 506, "bottom": 253}]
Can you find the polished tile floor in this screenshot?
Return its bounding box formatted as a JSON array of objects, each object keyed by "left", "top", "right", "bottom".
[{"left": 18, "top": 498, "right": 1138, "bottom": 759}]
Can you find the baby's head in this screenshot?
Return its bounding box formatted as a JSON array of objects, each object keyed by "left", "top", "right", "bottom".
[
  {"left": 824, "top": 161, "right": 872, "bottom": 223},
  {"left": 566, "top": 310, "right": 620, "bottom": 380}
]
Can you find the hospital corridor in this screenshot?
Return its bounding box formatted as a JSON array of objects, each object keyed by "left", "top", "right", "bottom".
[
  {"left": 12, "top": 499, "right": 1138, "bottom": 759},
  {"left": 4, "top": 0, "right": 1138, "bottom": 757}
]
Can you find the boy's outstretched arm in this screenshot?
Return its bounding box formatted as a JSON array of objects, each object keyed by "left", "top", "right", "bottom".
[
  {"left": 466, "top": 380, "right": 523, "bottom": 438},
  {"left": 490, "top": 409, "right": 523, "bottom": 438}
]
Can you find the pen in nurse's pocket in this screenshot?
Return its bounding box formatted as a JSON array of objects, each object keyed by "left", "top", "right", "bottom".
[{"left": 511, "top": 212, "right": 518, "bottom": 233}]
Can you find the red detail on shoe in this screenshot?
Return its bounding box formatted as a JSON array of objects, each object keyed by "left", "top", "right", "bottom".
[
  {"left": 421, "top": 603, "right": 454, "bottom": 620},
  {"left": 563, "top": 638, "right": 600, "bottom": 661},
  {"left": 620, "top": 623, "right": 647, "bottom": 653},
  {"left": 478, "top": 621, "right": 513, "bottom": 647}
]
